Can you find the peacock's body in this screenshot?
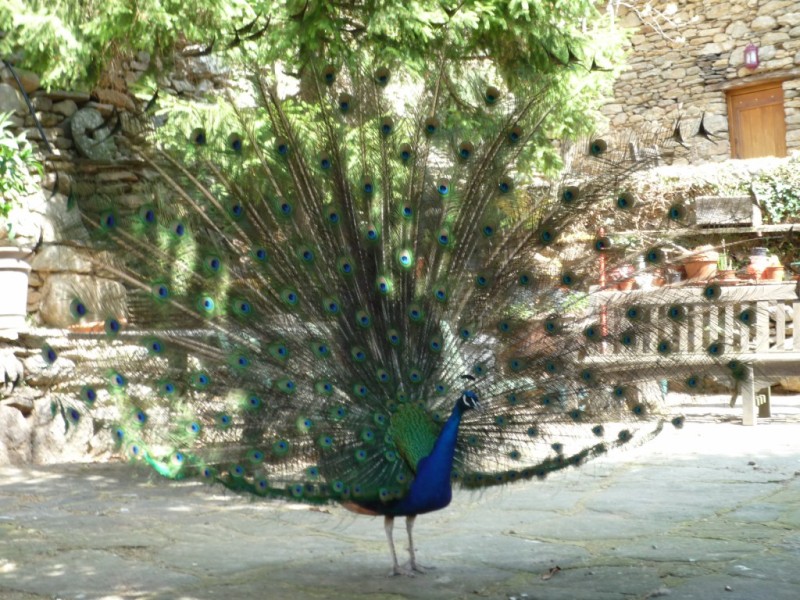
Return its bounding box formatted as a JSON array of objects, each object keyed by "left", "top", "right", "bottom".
[{"left": 46, "top": 56, "right": 735, "bottom": 574}]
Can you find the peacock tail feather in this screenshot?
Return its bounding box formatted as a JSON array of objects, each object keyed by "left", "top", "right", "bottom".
[{"left": 47, "top": 58, "right": 735, "bottom": 509}]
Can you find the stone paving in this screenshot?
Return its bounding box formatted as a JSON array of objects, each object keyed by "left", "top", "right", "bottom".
[{"left": 1, "top": 397, "right": 799, "bottom": 600}]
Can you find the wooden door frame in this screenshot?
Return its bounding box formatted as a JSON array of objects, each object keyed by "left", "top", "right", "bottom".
[{"left": 726, "top": 79, "right": 787, "bottom": 159}]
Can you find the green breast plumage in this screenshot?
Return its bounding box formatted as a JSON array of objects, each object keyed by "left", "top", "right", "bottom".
[{"left": 388, "top": 404, "right": 440, "bottom": 473}]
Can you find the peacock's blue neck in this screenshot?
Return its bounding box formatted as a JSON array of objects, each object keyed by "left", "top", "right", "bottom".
[{"left": 389, "top": 400, "right": 465, "bottom": 516}]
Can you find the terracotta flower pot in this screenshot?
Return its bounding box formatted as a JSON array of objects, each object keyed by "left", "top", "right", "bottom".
[
  {"left": 684, "top": 259, "right": 717, "bottom": 281},
  {"left": 763, "top": 266, "right": 784, "bottom": 281},
  {"left": 616, "top": 278, "right": 635, "bottom": 291}
]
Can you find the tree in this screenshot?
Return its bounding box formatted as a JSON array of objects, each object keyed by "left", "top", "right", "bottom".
[{"left": 1, "top": 1, "right": 625, "bottom": 171}]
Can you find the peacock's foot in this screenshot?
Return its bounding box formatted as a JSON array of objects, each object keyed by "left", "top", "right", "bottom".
[
  {"left": 403, "top": 560, "right": 435, "bottom": 574},
  {"left": 389, "top": 564, "right": 417, "bottom": 577}
]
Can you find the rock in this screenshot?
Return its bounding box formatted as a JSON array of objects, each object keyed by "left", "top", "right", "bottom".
[
  {"left": 759, "top": 1, "right": 795, "bottom": 15},
  {"left": 778, "top": 13, "right": 800, "bottom": 27},
  {"left": 32, "top": 96, "right": 52, "bottom": 111},
  {"left": 124, "top": 71, "right": 142, "bottom": 86},
  {"left": 1, "top": 386, "right": 41, "bottom": 416},
  {"left": 758, "top": 45, "right": 778, "bottom": 62},
  {"left": 53, "top": 137, "right": 73, "bottom": 150},
  {"left": 40, "top": 193, "right": 90, "bottom": 243},
  {"left": 92, "top": 89, "right": 136, "bottom": 112},
  {"left": 70, "top": 107, "right": 116, "bottom": 160},
  {"left": 129, "top": 60, "right": 149, "bottom": 72},
  {"left": 171, "top": 78, "right": 195, "bottom": 94},
  {"left": 40, "top": 90, "right": 91, "bottom": 103},
  {"left": 42, "top": 171, "right": 73, "bottom": 195},
  {"left": 751, "top": 16, "right": 777, "bottom": 31},
  {"left": 28, "top": 272, "right": 44, "bottom": 287},
  {"left": 0, "top": 350, "right": 24, "bottom": 397},
  {"left": 52, "top": 99, "right": 78, "bottom": 117},
  {"left": 26, "top": 288, "right": 43, "bottom": 311},
  {"left": 3, "top": 201, "right": 43, "bottom": 245},
  {"left": 97, "top": 170, "right": 139, "bottom": 184},
  {"left": 31, "top": 245, "right": 93, "bottom": 273},
  {"left": 705, "top": 4, "right": 732, "bottom": 19},
  {"left": 31, "top": 396, "right": 94, "bottom": 464},
  {"left": 729, "top": 46, "right": 746, "bottom": 67},
  {"left": 22, "top": 350, "right": 76, "bottom": 387},
  {"left": 620, "top": 10, "right": 641, "bottom": 28},
  {"left": 4, "top": 114, "right": 24, "bottom": 127},
  {"left": 725, "top": 21, "right": 750, "bottom": 38},
  {"left": 196, "top": 80, "right": 214, "bottom": 93},
  {"left": 778, "top": 377, "right": 800, "bottom": 392},
  {"left": 0, "top": 405, "right": 32, "bottom": 464},
  {"left": 23, "top": 127, "right": 63, "bottom": 142},
  {"left": 38, "top": 273, "right": 127, "bottom": 328},
  {"left": 702, "top": 113, "right": 728, "bottom": 132},
  {"left": 0, "top": 66, "right": 40, "bottom": 94},
  {"left": 761, "top": 32, "right": 790, "bottom": 45},
  {"left": 700, "top": 43, "right": 724, "bottom": 55},
  {"left": 88, "top": 430, "right": 114, "bottom": 459},
  {"left": 35, "top": 111, "right": 62, "bottom": 128},
  {"left": 0, "top": 83, "right": 24, "bottom": 114}
]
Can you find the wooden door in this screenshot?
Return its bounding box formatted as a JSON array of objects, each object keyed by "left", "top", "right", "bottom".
[{"left": 727, "top": 81, "right": 787, "bottom": 159}]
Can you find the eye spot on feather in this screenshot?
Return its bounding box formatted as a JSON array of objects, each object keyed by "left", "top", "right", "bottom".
[
  {"left": 190, "top": 128, "right": 206, "bottom": 146},
  {"left": 227, "top": 133, "right": 243, "bottom": 152},
  {"left": 41, "top": 344, "right": 57, "bottom": 364}
]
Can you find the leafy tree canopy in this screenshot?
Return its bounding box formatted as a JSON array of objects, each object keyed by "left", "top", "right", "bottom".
[
  {"left": 1, "top": 0, "right": 624, "bottom": 171},
  {"left": 1, "top": 1, "right": 621, "bottom": 89}
]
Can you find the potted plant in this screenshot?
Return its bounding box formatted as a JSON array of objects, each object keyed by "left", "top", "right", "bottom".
[
  {"left": 683, "top": 245, "right": 718, "bottom": 281},
  {"left": 747, "top": 247, "right": 770, "bottom": 281},
  {"left": 763, "top": 254, "right": 785, "bottom": 282},
  {"left": 716, "top": 250, "right": 737, "bottom": 282},
  {"left": 0, "top": 111, "right": 40, "bottom": 337},
  {"left": 610, "top": 263, "right": 635, "bottom": 291}
]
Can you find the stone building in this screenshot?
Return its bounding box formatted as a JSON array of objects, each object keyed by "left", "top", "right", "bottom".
[{"left": 604, "top": 0, "right": 800, "bottom": 162}]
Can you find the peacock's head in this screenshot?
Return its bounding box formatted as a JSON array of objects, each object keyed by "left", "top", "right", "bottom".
[{"left": 458, "top": 389, "right": 482, "bottom": 412}]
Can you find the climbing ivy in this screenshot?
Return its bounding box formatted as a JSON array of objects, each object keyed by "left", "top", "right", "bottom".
[
  {"left": 0, "top": 111, "right": 42, "bottom": 237},
  {"left": 751, "top": 161, "right": 800, "bottom": 224}
]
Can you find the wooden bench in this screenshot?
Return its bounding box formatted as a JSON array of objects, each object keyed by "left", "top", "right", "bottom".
[{"left": 583, "top": 281, "right": 800, "bottom": 425}]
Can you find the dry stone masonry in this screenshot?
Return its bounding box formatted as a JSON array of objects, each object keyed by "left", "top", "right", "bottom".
[
  {"left": 606, "top": 0, "right": 800, "bottom": 162},
  {"left": 0, "top": 51, "right": 230, "bottom": 464}
]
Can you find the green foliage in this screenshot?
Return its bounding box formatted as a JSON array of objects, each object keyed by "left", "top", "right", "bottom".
[
  {"left": 0, "top": 0, "right": 251, "bottom": 88},
  {"left": 751, "top": 159, "right": 800, "bottom": 224},
  {"left": 716, "top": 251, "right": 733, "bottom": 271},
  {"left": 1, "top": 1, "right": 623, "bottom": 88},
  {"left": 1, "top": 0, "right": 623, "bottom": 172},
  {"left": 0, "top": 112, "right": 42, "bottom": 236}
]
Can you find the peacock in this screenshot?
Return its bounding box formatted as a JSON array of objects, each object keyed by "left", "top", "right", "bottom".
[{"left": 43, "top": 54, "right": 745, "bottom": 576}]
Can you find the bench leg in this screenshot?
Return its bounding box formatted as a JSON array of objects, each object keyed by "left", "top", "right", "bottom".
[
  {"left": 757, "top": 385, "right": 772, "bottom": 419},
  {"left": 742, "top": 368, "right": 756, "bottom": 426}
]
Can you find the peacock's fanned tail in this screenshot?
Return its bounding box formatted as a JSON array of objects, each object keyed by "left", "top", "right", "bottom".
[{"left": 49, "top": 60, "right": 737, "bottom": 506}]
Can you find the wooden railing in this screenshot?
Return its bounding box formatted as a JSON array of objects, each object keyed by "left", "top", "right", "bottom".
[{"left": 584, "top": 281, "right": 800, "bottom": 425}]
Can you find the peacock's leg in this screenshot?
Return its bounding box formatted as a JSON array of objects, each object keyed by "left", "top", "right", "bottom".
[
  {"left": 385, "top": 515, "right": 408, "bottom": 576},
  {"left": 404, "top": 514, "right": 433, "bottom": 573}
]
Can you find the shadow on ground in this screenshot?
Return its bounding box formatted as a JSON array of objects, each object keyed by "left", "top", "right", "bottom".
[{"left": 1, "top": 397, "right": 799, "bottom": 600}]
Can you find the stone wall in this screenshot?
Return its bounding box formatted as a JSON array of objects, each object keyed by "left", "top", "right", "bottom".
[
  {"left": 0, "top": 54, "right": 228, "bottom": 465},
  {"left": 605, "top": 0, "right": 800, "bottom": 162}
]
